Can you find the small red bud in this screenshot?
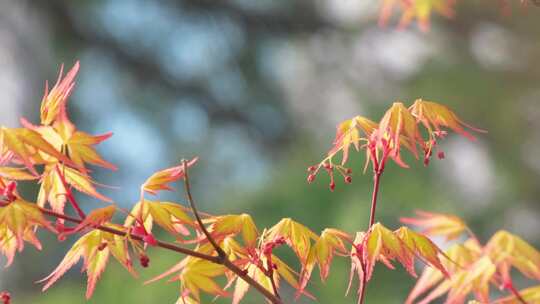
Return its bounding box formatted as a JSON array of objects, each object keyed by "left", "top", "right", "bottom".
[
  {"left": 0, "top": 291, "right": 10, "bottom": 304},
  {"left": 307, "top": 174, "right": 316, "bottom": 183},
  {"left": 345, "top": 176, "right": 352, "bottom": 184},
  {"left": 307, "top": 166, "right": 316, "bottom": 172},
  {"left": 437, "top": 151, "right": 445, "bottom": 159},
  {"left": 345, "top": 168, "right": 352, "bottom": 174},
  {"left": 139, "top": 254, "right": 150, "bottom": 268},
  {"left": 324, "top": 163, "right": 332, "bottom": 170},
  {"left": 329, "top": 182, "right": 336, "bottom": 191}
]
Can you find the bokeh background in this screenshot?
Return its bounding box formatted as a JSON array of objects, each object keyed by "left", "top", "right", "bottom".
[{"left": 1, "top": 0, "right": 540, "bottom": 303}]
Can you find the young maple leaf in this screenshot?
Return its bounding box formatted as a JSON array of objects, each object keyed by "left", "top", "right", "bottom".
[
  {"left": 377, "top": 102, "right": 423, "bottom": 168},
  {"left": 0, "top": 167, "right": 38, "bottom": 181},
  {"left": 409, "top": 99, "right": 485, "bottom": 165},
  {"left": 72, "top": 205, "right": 116, "bottom": 233},
  {"left": 301, "top": 228, "right": 351, "bottom": 290},
  {"left": 400, "top": 210, "right": 467, "bottom": 241},
  {"left": 124, "top": 200, "right": 195, "bottom": 239},
  {"left": 37, "top": 164, "right": 111, "bottom": 213},
  {"left": 40, "top": 62, "right": 79, "bottom": 126},
  {"left": 394, "top": 227, "right": 449, "bottom": 277},
  {"left": 0, "top": 127, "right": 74, "bottom": 175},
  {"left": 406, "top": 239, "right": 483, "bottom": 304},
  {"left": 349, "top": 223, "right": 449, "bottom": 301},
  {"left": 266, "top": 218, "right": 319, "bottom": 266},
  {"left": 485, "top": 230, "right": 540, "bottom": 281},
  {"left": 207, "top": 214, "right": 259, "bottom": 248},
  {"left": 0, "top": 198, "right": 55, "bottom": 266},
  {"left": 141, "top": 157, "right": 198, "bottom": 196},
  {"left": 379, "top": 0, "right": 456, "bottom": 32},
  {"left": 161, "top": 256, "right": 228, "bottom": 302},
  {"left": 496, "top": 284, "right": 540, "bottom": 304},
  {"left": 21, "top": 118, "right": 116, "bottom": 175},
  {"left": 330, "top": 116, "right": 378, "bottom": 166},
  {"left": 40, "top": 228, "right": 135, "bottom": 299}
]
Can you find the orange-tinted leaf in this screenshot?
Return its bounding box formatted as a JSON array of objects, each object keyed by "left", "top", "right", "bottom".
[
  {"left": 485, "top": 230, "right": 540, "bottom": 280},
  {"left": 0, "top": 127, "right": 73, "bottom": 175},
  {"left": 395, "top": 227, "right": 449, "bottom": 277},
  {"left": 378, "top": 102, "right": 422, "bottom": 168},
  {"left": 73, "top": 205, "right": 116, "bottom": 232},
  {"left": 0, "top": 198, "right": 54, "bottom": 254},
  {"left": 66, "top": 131, "right": 116, "bottom": 172},
  {"left": 410, "top": 99, "right": 484, "bottom": 141},
  {"left": 0, "top": 225, "right": 43, "bottom": 267},
  {"left": 0, "top": 167, "right": 37, "bottom": 181},
  {"left": 363, "top": 223, "right": 415, "bottom": 280},
  {"left": 40, "top": 229, "right": 134, "bottom": 299},
  {"left": 330, "top": 116, "right": 377, "bottom": 165},
  {"left": 38, "top": 165, "right": 111, "bottom": 213},
  {"left": 380, "top": 0, "right": 455, "bottom": 32},
  {"left": 496, "top": 285, "right": 540, "bottom": 304},
  {"left": 21, "top": 118, "right": 116, "bottom": 175},
  {"left": 209, "top": 214, "right": 259, "bottom": 248},
  {"left": 401, "top": 210, "right": 467, "bottom": 241},
  {"left": 40, "top": 62, "right": 79, "bottom": 126},
  {"left": 302, "top": 228, "right": 351, "bottom": 289},
  {"left": 171, "top": 258, "right": 227, "bottom": 301},
  {"left": 125, "top": 200, "right": 194, "bottom": 237},
  {"left": 266, "top": 218, "right": 319, "bottom": 265},
  {"left": 141, "top": 158, "right": 198, "bottom": 195},
  {"left": 406, "top": 239, "right": 481, "bottom": 304}
]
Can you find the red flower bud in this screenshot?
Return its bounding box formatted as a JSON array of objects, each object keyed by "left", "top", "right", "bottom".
[
  {"left": 437, "top": 151, "right": 445, "bottom": 159},
  {"left": 345, "top": 176, "right": 352, "bottom": 184},
  {"left": 307, "top": 174, "right": 316, "bottom": 183},
  {"left": 329, "top": 182, "right": 336, "bottom": 191},
  {"left": 139, "top": 254, "right": 150, "bottom": 268}
]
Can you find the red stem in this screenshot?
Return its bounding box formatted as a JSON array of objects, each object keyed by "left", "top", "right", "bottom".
[
  {"left": 368, "top": 171, "right": 382, "bottom": 228},
  {"left": 506, "top": 283, "right": 528, "bottom": 304},
  {"left": 359, "top": 168, "right": 384, "bottom": 304},
  {"left": 55, "top": 165, "right": 86, "bottom": 219}
]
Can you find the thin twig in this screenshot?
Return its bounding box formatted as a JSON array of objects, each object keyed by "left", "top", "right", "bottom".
[
  {"left": 181, "top": 160, "right": 226, "bottom": 259},
  {"left": 505, "top": 282, "right": 528, "bottom": 304},
  {"left": 359, "top": 168, "right": 384, "bottom": 304}
]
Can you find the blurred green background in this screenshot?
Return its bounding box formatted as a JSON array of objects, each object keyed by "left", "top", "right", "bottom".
[{"left": 1, "top": 0, "right": 540, "bottom": 303}]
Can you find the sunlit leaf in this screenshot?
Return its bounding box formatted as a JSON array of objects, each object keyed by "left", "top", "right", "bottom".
[
  {"left": 266, "top": 218, "right": 319, "bottom": 265},
  {"left": 40, "top": 62, "right": 79, "bottom": 126},
  {"left": 485, "top": 230, "right": 540, "bottom": 280},
  {"left": 209, "top": 214, "right": 259, "bottom": 248},
  {"left": 141, "top": 158, "right": 198, "bottom": 195},
  {"left": 40, "top": 228, "right": 135, "bottom": 299},
  {"left": 38, "top": 165, "right": 111, "bottom": 213},
  {"left": 401, "top": 210, "right": 467, "bottom": 241}
]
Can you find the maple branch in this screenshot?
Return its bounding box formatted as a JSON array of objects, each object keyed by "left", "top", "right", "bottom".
[
  {"left": 181, "top": 160, "right": 283, "bottom": 304},
  {"left": 181, "top": 159, "right": 226, "bottom": 259},
  {"left": 368, "top": 171, "right": 383, "bottom": 228},
  {"left": 506, "top": 283, "right": 528, "bottom": 304},
  {"left": 0, "top": 200, "right": 283, "bottom": 304},
  {"left": 360, "top": 167, "right": 384, "bottom": 304},
  {"left": 55, "top": 165, "right": 86, "bottom": 219}
]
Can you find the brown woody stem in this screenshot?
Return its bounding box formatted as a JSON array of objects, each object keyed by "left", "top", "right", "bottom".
[
  {"left": 181, "top": 159, "right": 282, "bottom": 304},
  {"left": 181, "top": 160, "right": 226, "bottom": 259}
]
